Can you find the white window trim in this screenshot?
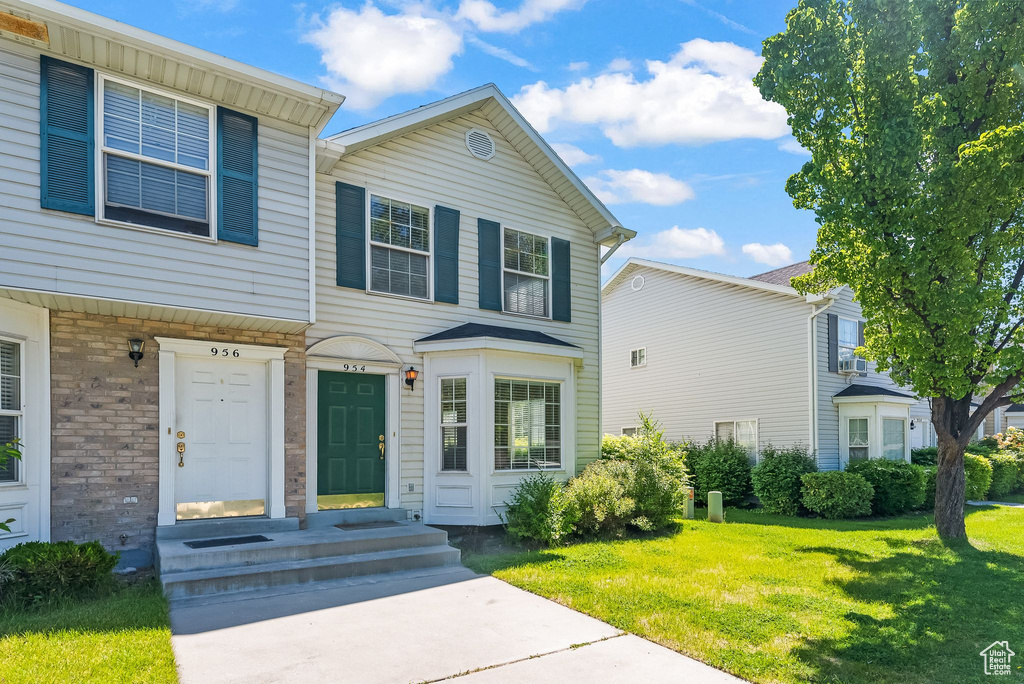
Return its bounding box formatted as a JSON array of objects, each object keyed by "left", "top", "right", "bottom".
[
  {"left": 500, "top": 226, "right": 552, "bottom": 320},
  {"left": 365, "top": 191, "right": 434, "bottom": 302},
  {"left": 630, "top": 347, "right": 646, "bottom": 368},
  {"left": 439, "top": 375, "right": 469, "bottom": 474},
  {"left": 881, "top": 416, "right": 908, "bottom": 461},
  {"left": 621, "top": 427, "right": 637, "bottom": 436},
  {"left": 712, "top": 418, "right": 759, "bottom": 462},
  {"left": 847, "top": 416, "right": 871, "bottom": 463},
  {"left": 493, "top": 375, "right": 563, "bottom": 473},
  {"left": 838, "top": 316, "right": 860, "bottom": 359},
  {"left": 837, "top": 402, "right": 912, "bottom": 467},
  {"left": 94, "top": 72, "right": 218, "bottom": 242},
  {"left": 0, "top": 335, "right": 25, "bottom": 487}
]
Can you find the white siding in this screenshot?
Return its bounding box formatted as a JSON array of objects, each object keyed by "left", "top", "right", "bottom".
[
  {"left": 309, "top": 110, "right": 602, "bottom": 511},
  {"left": 602, "top": 265, "right": 812, "bottom": 454},
  {"left": 0, "top": 44, "right": 311, "bottom": 322},
  {"left": 815, "top": 287, "right": 930, "bottom": 469}
]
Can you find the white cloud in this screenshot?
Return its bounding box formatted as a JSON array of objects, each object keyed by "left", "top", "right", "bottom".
[
  {"left": 550, "top": 142, "right": 600, "bottom": 167},
  {"left": 607, "top": 57, "right": 633, "bottom": 72},
  {"left": 567, "top": 61, "right": 589, "bottom": 72},
  {"left": 778, "top": 138, "right": 811, "bottom": 156},
  {"left": 466, "top": 36, "right": 534, "bottom": 69},
  {"left": 304, "top": 4, "right": 463, "bottom": 109},
  {"left": 619, "top": 226, "right": 726, "bottom": 259},
  {"left": 583, "top": 169, "right": 695, "bottom": 206},
  {"left": 742, "top": 242, "right": 793, "bottom": 267},
  {"left": 512, "top": 38, "right": 790, "bottom": 146},
  {"left": 456, "top": 0, "right": 586, "bottom": 33}
]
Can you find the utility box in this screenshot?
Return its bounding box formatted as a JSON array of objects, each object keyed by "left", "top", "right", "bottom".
[
  {"left": 708, "top": 491, "right": 724, "bottom": 523},
  {"left": 684, "top": 487, "right": 695, "bottom": 519}
]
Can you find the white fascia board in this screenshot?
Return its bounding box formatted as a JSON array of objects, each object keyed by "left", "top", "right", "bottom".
[
  {"left": 832, "top": 395, "right": 919, "bottom": 406},
  {"left": 413, "top": 336, "right": 585, "bottom": 360},
  {"left": 8, "top": 0, "right": 344, "bottom": 119},
  {"left": 602, "top": 257, "right": 807, "bottom": 299}
]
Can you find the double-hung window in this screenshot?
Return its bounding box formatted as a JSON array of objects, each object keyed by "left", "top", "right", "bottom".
[
  {"left": 0, "top": 339, "right": 22, "bottom": 483},
  {"left": 838, "top": 318, "right": 859, "bottom": 363},
  {"left": 630, "top": 348, "right": 646, "bottom": 368},
  {"left": 882, "top": 418, "right": 906, "bottom": 461},
  {"left": 494, "top": 379, "right": 561, "bottom": 470},
  {"left": 715, "top": 419, "right": 758, "bottom": 463},
  {"left": 99, "top": 75, "right": 214, "bottom": 237},
  {"left": 503, "top": 228, "right": 549, "bottom": 317},
  {"left": 369, "top": 194, "right": 431, "bottom": 299},
  {"left": 440, "top": 378, "right": 468, "bottom": 472},
  {"left": 848, "top": 418, "right": 870, "bottom": 462}
]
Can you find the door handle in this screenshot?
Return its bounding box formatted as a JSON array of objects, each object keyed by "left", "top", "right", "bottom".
[
  {"left": 177, "top": 441, "right": 185, "bottom": 467},
  {"left": 379, "top": 435, "right": 385, "bottom": 460}
]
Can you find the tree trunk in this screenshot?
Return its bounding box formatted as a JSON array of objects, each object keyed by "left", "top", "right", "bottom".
[{"left": 931, "top": 396, "right": 971, "bottom": 540}]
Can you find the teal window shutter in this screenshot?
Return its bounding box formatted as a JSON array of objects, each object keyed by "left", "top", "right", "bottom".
[
  {"left": 434, "top": 205, "right": 460, "bottom": 304},
  {"left": 551, "top": 237, "right": 571, "bottom": 322},
  {"left": 217, "top": 107, "right": 258, "bottom": 245},
  {"left": 40, "top": 56, "right": 94, "bottom": 216},
  {"left": 478, "top": 218, "right": 502, "bottom": 311},
  {"left": 336, "top": 182, "right": 366, "bottom": 289}
]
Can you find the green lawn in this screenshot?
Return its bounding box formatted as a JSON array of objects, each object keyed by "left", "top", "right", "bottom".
[
  {"left": 461, "top": 506, "right": 1024, "bottom": 684},
  {"left": 0, "top": 579, "right": 177, "bottom": 683}
]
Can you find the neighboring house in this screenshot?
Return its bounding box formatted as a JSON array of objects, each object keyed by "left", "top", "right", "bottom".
[
  {"left": 308, "top": 86, "right": 633, "bottom": 526},
  {"left": 602, "top": 258, "right": 932, "bottom": 470},
  {"left": 0, "top": 0, "right": 342, "bottom": 560},
  {"left": 0, "top": 1, "right": 631, "bottom": 564}
]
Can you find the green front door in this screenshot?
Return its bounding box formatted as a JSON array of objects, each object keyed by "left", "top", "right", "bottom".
[{"left": 317, "top": 371, "right": 387, "bottom": 509}]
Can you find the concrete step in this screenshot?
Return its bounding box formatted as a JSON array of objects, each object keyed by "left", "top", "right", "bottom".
[
  {"left": 156, "top": 522, "right": 448, "bottom": 573},
  {"left": 304, "top": 507, "right": 409, "bottom": 528},
  {"left": 156, "top": 517, "right": 300, "bottom": 541},
  {"left": 161, "top": 544, "right": 462, "bottom": 600}
]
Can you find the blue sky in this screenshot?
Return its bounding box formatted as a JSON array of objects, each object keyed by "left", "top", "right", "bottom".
[{"left": 70, "top": 0, "right": 818, "bottom": 278}]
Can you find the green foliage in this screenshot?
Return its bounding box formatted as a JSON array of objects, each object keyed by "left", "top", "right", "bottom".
[
  {"left": 922, "top": 466, "right": 938, "bottom": 509},
  {"left": 964, "top": 453, "right": 994, "bottom": 501},
  {"left": 965, "top": 442, "right": 997, "bottom": 458},
  {"left": 561, "top": 460, "right": 636, "bottom": 536},
  {"left": 847, "top": 460, "right": 927, "bottom": 515},
  {"left": 502, "top": 473, "right": 573, "bottom": 545},
  {"left": 0, "top": 541, "right": 118, "bottom": 606},
  {"left": 750, "top": 445, "right": 817, "bottom": 515},
  {"left": 800, "top": 471, "right": 874, "bottom": 519},
  {"left": 602, "top": 413, "right": 688, "bottom": 481},
  {"left": 911, "top": 447, "right": 937, "bottom": 466},
  {"left": 986, "top": 452, "right": 1019, "bottom": 499},
  {"left": 687, "top": 439, "right": 752, "bottom": 506},
  {"left": 756, "top": 0, "right": 1024, "bottom": 537},
  {"left": 996, "top": 426, "right": 1024, "bottom": 455},
  {"left": 0, "top": 440, "right": 22, "bottom": 534}
]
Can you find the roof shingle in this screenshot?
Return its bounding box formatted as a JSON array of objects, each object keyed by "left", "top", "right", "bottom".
[{"left": 748, "top": 261, "right": 813, "bottom": 287}]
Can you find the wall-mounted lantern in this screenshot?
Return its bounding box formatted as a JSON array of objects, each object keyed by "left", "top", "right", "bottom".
[
  {"left": 128, "top": 338, "right": 145, "bottom": 368},
  {"left": 404, "top": 366, "right": 419, "bottom": 390}
]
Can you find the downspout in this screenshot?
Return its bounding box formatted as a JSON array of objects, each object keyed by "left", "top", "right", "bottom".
[
  {"left": 807, "top": 295, "right": 836, "bottom": 456},
  {"left": 600, "top": 230, "right": 628, "bottom": 264}
]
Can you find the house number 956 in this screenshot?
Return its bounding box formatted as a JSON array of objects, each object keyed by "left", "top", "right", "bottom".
[{"left": 211, "top": 347, "right": 240, "bottom": 358}]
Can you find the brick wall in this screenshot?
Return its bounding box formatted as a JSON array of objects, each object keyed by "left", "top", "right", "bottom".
[{"left": 49, "top": 311, "right": 306, "bottom": 559}]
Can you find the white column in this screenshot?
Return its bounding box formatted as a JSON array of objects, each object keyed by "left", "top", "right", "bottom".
[
  {"left": 268, "top": 357, "right": 286, "bottom": 519},
  {"left": 157, "top": 349, "right": 177, "bottom": 527}
]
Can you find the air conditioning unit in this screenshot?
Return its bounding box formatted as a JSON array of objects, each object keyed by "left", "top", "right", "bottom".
[{"left": 839, "top": 357, "right": 867, "bottom": 374}]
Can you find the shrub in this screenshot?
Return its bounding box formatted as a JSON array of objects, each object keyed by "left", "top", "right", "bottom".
[
  {"left": 750, "top": 445, "right": 817, "bottom": 515},
  {"left": 1, "top": 540, "right": 118, "bottom": 605},
  {"left": 911, "top": 446, "right": 937, "bottom": 466},
  {"left": 921, "top": 466, "right": 937, "bottom": 509},
  {"left": 965, "top": 442, "right": 997, "bottom": 457},
  {"left": 964, "top": 453, "right": 993, "bottom": 500},
  {"left": 687, "top": 439, "right": 752, "bottom": 505},
  {"left": 562, "top": 460, "right": 636, "bottom": 536},
  {"left": 986, "top": 452, "right": 1018, "bottom": 499},
  {"left": 602, "top": 413, "right": 688, "bottom": 481},
  {"left": 847, "top": 459, "right": 927, "bottom": 516},
  {"left": 996, "top": 426, "right": 1024, "bottom": 456},
  {"left": 502, "top": 473, "right": 573, "bottom": 545},
  {"left": 800, "top": 471, "right": 874, "bottom": 519}
]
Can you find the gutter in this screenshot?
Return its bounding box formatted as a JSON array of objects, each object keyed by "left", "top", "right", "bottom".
[{"left": 806, "top": 294, "right": 836, "bottom": 456}]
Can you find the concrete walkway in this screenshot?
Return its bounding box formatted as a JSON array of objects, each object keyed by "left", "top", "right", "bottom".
[
  {"left": 967, "top": 500, "right": 1024, "bottom": 508},
  {"left": 170, "top": 566, "right": 743, "bottom": 683}
]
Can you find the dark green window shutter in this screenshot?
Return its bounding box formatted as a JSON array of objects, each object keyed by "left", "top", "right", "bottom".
[
  {"left": 336, "top": 182, "right": 366, "bottom": 289},
  {"left": 857, "top": 320, "right": 867, "bottom": 376},
  {"left": 478, "top": 218, "right": 502, "bottom": 311},
  {"left": 217, "top": 107, "right": 259, "bottom": 246},
  {"left": 40, "top": 56, "right": 94, "bottom": 216},
  {"left": 551, "top": 237, "right": 571, "bottom": 322},
  {"left": 827, "top": 313, "right": 839, "bottom": 373},
  {"left": 434, "top": 205, "right": 460, "bottom": 304}
]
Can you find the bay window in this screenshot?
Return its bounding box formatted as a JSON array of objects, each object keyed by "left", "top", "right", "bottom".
[
  {"left": 440, "top": 378, "right": 468, "bottom": 472},
  {"left": 369, "top": 194, "right": 431, "bottom": 299},
  {"left": 848, "top": 418, "right": 870, "bottom": 462},
  {"left": 494, "top": 379, "right": 561, "bottom": 470},
  {"left": 882, "top": 418, "right": 906, "bottom": 461},
  {"left": 503, "top": 228, "right": 549, "bottom": 317}
]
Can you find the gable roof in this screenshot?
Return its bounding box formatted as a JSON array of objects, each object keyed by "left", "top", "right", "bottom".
[
  {"left": 3, "top": 0, "right": 344, "bottom": 130},
  {"left": 317, "top": 84, "right": 635, "bottom": 247},
  {"left": 749, "top": 261, "right": 813, "bottom": 286},
  {"left": 603, "top": 257, "right": 814, "bottom": 300}
]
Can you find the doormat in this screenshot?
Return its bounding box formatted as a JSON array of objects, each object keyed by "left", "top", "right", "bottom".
[
  {"left": 335, "top": 521, "right": 403, "bottom": 531},
  {"left": 184, "top": 535, "right": 272, "bottom": 549}
]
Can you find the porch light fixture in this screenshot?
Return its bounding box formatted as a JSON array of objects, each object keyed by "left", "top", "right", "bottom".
[
  {"left": 127, "top": 338, "right": 145, "bottom": 368},
  {"left": 404, "top": 366, "right": 419, "bottom": 390}
]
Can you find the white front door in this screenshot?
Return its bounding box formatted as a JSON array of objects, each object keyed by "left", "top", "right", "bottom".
[
  {"left": 0, "top": 300, "right": 48, "bottom": 550},
  {"left": 174, "top": 355, "right": 268, "bottom": 520}
]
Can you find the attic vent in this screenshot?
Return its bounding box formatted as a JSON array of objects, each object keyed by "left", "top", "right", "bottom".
[
  {"left": 465, "top": 128, "right": 496, "bottom": 160},
  {"left": 631, "top": 275, "right": 645, "bottom": 292}
]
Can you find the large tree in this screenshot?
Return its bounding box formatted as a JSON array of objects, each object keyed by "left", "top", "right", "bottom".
[{"left": 756, "top": 0, "right": 1024, "bottom": 539}]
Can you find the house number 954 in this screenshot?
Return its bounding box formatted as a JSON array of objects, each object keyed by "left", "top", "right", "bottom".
[{"left": 211, "top": 347, "right": 240, "bottom": 358}]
